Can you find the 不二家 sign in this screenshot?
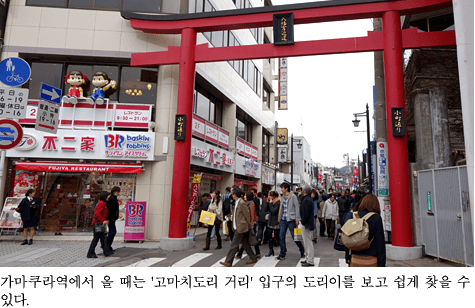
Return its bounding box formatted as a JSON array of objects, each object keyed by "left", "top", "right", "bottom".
[{"left": 273, "top": 13, "right": 294, "bottom": 46}]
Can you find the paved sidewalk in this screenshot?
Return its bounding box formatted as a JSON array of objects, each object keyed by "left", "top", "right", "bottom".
[{"left": 0, "top": 228, "right": 464, "bottom": 267}]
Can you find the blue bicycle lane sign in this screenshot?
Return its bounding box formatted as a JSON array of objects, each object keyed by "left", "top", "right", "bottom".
[{"left": 0, "top": 57, "right": 31, "bottom": 87}]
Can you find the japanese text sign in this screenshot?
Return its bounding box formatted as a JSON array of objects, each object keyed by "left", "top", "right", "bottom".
[
  {"left": 277, "top": 128, "right": 288, "bottom": 145},
  {"left": 174, "top": 114, "right": 186, "bottom": 141},
  {"left": 273, "top": 13, "right": 294, "bottom": 46},
  {"left": 187, "top": 174, "right": 202, "bottom": 232},
  {"left": 391, "top": 107, "right": 405, "bottom": 137},
  {"left": 0, "top": 88, "right": 28, "bottom": 119},
  {"left": 35, "top": 101, "right": 59, "bottom": 134}
]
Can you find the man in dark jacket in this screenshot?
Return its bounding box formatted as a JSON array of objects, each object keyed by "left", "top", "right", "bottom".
[
  {"left": 256, "top": 192, "right": 269, "bottom": 244},
  {"left": 337, "top": 190, "right": 350, "bottom": 225},
  {"left": 106, "top": 186, "right": 120, "bottom": 252},
  {"left": 299, "top": 185, "right": 315, "bottom": 266}
]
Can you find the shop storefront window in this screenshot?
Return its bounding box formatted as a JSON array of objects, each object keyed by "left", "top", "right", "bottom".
[
  {"left": 6, "top": 167, "right": 137, "bottom": 232},
  {"left": 26, "top": 0, "right": 68, "bottom": 8},
  {"left": 26, "top": 60, "right": 155, "bottom": 104},
  {"left": 27, "top": 0, "right": 164, "bottom": 12},
  {"left": 119, "top": 67, "right": 158, "bottom": 104}
]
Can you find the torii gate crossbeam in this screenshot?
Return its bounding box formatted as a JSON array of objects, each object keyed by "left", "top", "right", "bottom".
[{"left": 122, "top": 0, "right": 455, "bottom": 248}]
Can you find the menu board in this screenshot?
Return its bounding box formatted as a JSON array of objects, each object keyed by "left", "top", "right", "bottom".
[{"left": 0, "top": 197, "right": 23, "bottom": 229}]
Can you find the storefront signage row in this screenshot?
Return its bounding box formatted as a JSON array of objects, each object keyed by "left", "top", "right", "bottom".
[
  {"left": 262, "top": 165, "right": 276, "bottom": 186},
  {"left": 191, "top": 138, "right": 234, "bottom": 173},
  {"left": 6, "top": 128, "right": 155, "bottom": 161},
  {"left": 192, "top": 114, "right": 229, "bottom": 149},
  {"left": 235, "top": 155, "right": 261, "bottom": 179},
  {"left": 236, "top": 137, "right": 258, "bottom": 160}
]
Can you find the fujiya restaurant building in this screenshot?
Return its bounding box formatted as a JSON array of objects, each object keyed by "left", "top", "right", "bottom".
[
  {"left": 5, "top": 101, "right": 155, "bottom": 234},
  {"left": 0, "top": 0, "right": 277, "bottom": 241}
]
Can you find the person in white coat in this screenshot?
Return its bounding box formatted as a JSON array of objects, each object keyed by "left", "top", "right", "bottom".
[{"left": 322, "top": 194, "right": 338, "bottom": 240}]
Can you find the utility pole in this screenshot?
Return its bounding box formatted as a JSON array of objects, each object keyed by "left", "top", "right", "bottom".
[{"left": 374, "top": 17, "right": 390, "bottom": 239}]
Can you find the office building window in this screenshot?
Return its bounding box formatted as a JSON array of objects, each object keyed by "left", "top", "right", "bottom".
[
  {"left": 263, "top": 88, "right": 270, "bottom": 108},
  {"left": 27, "top": 0, "right": 163, "bottom": 12},
  {"left": 235, "top": 116, "right": 252, "bottom": 143},
  {"left": 262, "top": 132, "right": 270, "bottom": 163},
  {"left": 26, "top": 62, "right": 64, "bottom": 100},
  {"left": 193, "top": 86, "right": 223, "bottom": 126}
]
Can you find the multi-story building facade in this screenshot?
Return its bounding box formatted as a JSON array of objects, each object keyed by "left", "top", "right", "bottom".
[{"left": 0, "top": 0, "right": 277, "bottom": 241}]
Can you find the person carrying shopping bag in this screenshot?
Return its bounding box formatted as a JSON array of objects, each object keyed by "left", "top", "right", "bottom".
[{"left": 203, "top": 190, "right": 224, "bottom": 250}]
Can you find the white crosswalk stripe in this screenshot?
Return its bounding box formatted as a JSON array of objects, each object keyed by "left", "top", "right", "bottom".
[
  {"left": 254, "top": 256, "right": 280, "bottom": 267},
  {"left": 211, "top": 254, "right": 247, "bottom": 267},
  {"left": 171, "top": 253, "right": 212, "bottom": 267},
  {"left": 339, "top": 259, "right": 349, "bottom": 267},
  {"left": 126, "top": 258, "right": 165, "bottom": 267},
  {"left": 93, "top": 252, "right": 346, "bottom": 268}
]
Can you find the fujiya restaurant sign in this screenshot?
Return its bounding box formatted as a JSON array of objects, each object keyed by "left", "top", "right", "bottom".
[
  {"left": 6, "top": 128, "right": 155, "bottom": 161},
  {"left": 191, "top": 138, "right": 234, "bottom": 172},
  {"left": 192, "top": 114, "right": 205, "bottom": 138}
]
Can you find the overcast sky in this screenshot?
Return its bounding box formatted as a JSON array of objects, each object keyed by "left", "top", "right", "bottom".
[{"left": 271, "top": 0, "right": 375, "bottom": 168}]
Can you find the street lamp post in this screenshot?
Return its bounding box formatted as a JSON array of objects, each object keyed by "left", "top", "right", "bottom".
[{"left": 352, "top": 103, "right": 372, "bottom": 194}]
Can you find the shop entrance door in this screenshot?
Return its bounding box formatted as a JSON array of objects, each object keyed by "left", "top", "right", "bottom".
[{"left": 123, "top": 0, "right": 456, "bottom": 242}]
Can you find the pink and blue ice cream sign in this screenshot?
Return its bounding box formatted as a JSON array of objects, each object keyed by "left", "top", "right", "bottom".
[{"left": 124, "top": 201, "right": 147, "bottom": 241}]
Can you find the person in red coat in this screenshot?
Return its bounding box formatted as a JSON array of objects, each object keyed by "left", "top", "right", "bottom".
[{"left": 87, "top": 192, "right": 113, "bottom": 258}]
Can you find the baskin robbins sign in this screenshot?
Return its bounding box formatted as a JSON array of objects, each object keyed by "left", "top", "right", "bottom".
[{"left": 6, "top": 128, "right": 155, "bottom": 161}]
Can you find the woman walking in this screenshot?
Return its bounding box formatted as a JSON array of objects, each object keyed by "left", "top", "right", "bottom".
[
  {"left": 265, "top": 191, "right": 280, "bottom": 257},
  {"left": 16, "top": 189, "right": 39, "bottom": 245},
  {"left": 87, "top": 191, "right": 113, "bottom": 258},
  {"left": 203, "top": 190, "right": 223, "bottom": 250},
  {"left": 235, "top": 191, "right": 260, "bottom": 258},
  {"left": 346, "top": 194, "right": 386, "bottom": 267}
]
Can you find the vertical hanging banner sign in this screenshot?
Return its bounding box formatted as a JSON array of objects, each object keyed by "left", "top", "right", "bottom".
[
  {"left": 278, "top": 57, "right": 288, "bottom": 110},
  {"left": 377, "top": 142, "right": 389, "bottom": 196},
  {"left": 391, "top": 107, "right": 405, "bottom": 137},
  {"left": 174, "top": 114, "right": 186, "bottom": 141},
  {"left": 276, "top": 128, "right": 288, "bottom": 145},
  {"left": 124, "top": 201, "right": 147, "bottom": 241},
  {"left": 187, "top": 174, "right": 202, "bottom": 232}
]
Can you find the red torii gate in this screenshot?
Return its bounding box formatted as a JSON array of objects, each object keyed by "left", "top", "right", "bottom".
[{"left": 122, "top": 0, "right": 455, "bottom": 248}]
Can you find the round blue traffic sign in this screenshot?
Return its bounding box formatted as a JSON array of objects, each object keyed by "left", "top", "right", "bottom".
[{"left": 0, "top": 57, "right": 31, "bottom": 87}]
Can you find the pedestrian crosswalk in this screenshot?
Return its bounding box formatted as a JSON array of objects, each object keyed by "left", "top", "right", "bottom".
[{"left": 124, "top": 253, "right": 348, "bottom": 268}]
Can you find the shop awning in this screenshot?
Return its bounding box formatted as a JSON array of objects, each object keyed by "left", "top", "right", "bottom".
[{"left": 15, "top": 162, "right": 142, "bottom": 174}]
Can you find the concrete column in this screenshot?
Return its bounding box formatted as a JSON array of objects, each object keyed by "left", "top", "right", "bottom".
[
  {"left": 221, "top": 101, "right": 236, "bottom": 188},
  {"left": 252, "top": 123, "right": 263, "bottom": 189},
  {"left": 453, "top": 0, "right": 474, "bottom": 229},
  {"left": 135, "top": 64, "right": 179, "bottom": 241},
  {"left": 429, "top": 87, "right": 453, "bottom": 168},
  {"left": 413, "top": 89, "right": 435, "bottom": 168}
]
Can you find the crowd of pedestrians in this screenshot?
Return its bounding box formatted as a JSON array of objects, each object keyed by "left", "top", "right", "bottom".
[{"left": 197, "top": 184, "right": 386, "bottom": 267}]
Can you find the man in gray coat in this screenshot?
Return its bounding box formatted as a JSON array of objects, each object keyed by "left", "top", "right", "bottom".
[{"left": 276, "top": 182, "right": 305, "bottom": 260}]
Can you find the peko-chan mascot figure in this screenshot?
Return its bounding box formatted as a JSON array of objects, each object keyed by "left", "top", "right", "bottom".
[
  {"left": 62, "top": 70, "right": 87, "bottom": 105},
  {"left": 86, "top": 71, "right": 116, "bottom": 105}
]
